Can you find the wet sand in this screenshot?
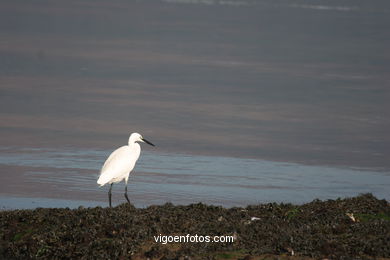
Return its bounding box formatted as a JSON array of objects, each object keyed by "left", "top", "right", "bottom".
[{"left": 1, "top": 194, "right": 389, "bottom": 259}]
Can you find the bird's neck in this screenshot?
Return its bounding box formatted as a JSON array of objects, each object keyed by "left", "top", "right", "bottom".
[
  {"left": 129, "top": 142, "right": 141, "bottom": 156},
  {"left": 128, "top": 142, "right": 140, "bottom": 148}
]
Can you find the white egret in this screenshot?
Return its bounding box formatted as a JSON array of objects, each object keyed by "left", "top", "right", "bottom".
[{"left": 97, "top": 132, "right": 155, "bottom": 207}]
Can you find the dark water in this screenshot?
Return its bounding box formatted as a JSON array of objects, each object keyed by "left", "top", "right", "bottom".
[{"left": 0, "top": 0, "right": 389, "bottom": 208}]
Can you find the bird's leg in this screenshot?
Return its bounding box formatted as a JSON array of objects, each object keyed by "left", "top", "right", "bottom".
[
  {"left": 108, "top": 183, "right": 113, "bottom": 208},
  {"left": 124, "top": 184, "right": 131, "bottom": 205}
]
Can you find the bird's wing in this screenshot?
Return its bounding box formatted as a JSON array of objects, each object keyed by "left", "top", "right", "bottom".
[
  {"left": 101, "top": 146, "right": 128, "bottom": 172},
  {"left": 98, "top": 146, "right": 135, "bottom": 185}
]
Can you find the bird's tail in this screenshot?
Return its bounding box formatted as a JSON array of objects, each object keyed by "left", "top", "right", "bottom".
[{"left": 97, "top": 174, "right": 109, "bottom": 186}]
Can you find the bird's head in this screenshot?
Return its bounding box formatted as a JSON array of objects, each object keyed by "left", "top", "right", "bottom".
[{"left": 129, "top": 132, "right": 155, "bottom": 146}]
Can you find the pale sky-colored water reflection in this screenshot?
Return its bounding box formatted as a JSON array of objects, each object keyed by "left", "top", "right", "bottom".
[{"left": 0, "top": 146, "right": 388, "bottom": 209}]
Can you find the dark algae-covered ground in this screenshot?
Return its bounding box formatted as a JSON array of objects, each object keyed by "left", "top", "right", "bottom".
[{"left": 1, "top": 194, "right": 389, "bottom": 259}]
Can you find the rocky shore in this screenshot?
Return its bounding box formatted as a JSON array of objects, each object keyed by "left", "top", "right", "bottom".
[{"left": 1, "top": 194, "right": 389, "bottom": 259}]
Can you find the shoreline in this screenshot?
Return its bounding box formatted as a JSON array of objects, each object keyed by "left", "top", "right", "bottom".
[
  {"left": 1, "top": 194, "right": 389, "bottom": 259},
  {"left": 1, "top": 146, "right": 390, "bottom": 210}
]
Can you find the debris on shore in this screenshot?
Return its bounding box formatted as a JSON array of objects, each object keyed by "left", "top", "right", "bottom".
[{"left": 1, "top": 194, "right": 389, "bottom": 259}]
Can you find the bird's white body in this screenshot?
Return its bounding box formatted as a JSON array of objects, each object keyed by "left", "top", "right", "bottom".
[
  {"left": 97, "top": 144, "right": 140, "bottom": 186},
  {"left": 97, "top": 132, "right": 154, "bottom": 207}
]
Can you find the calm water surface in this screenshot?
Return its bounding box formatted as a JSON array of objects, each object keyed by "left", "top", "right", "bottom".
[
  {"left": 0, "top": 146, "right": 388, "bottom": 209},
  {"left": 0, "top": 0, "right": 390, "bottom": 208}
]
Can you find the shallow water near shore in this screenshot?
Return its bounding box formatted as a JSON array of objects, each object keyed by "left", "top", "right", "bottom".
[{"left": 0, "top": 146, "right": 389, "bottom": 209}]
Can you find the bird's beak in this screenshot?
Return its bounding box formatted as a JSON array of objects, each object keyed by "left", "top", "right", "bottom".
[{"left": 142, "top": 138, "right": 155, "bottom": 147}]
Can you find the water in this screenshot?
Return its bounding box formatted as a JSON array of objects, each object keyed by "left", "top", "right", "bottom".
[
  {"left": 0, "top": 0, "right": 389, "bottom": 208},
  {"left": 0, "top": 146, "right": 388, "bottom": 209}
]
